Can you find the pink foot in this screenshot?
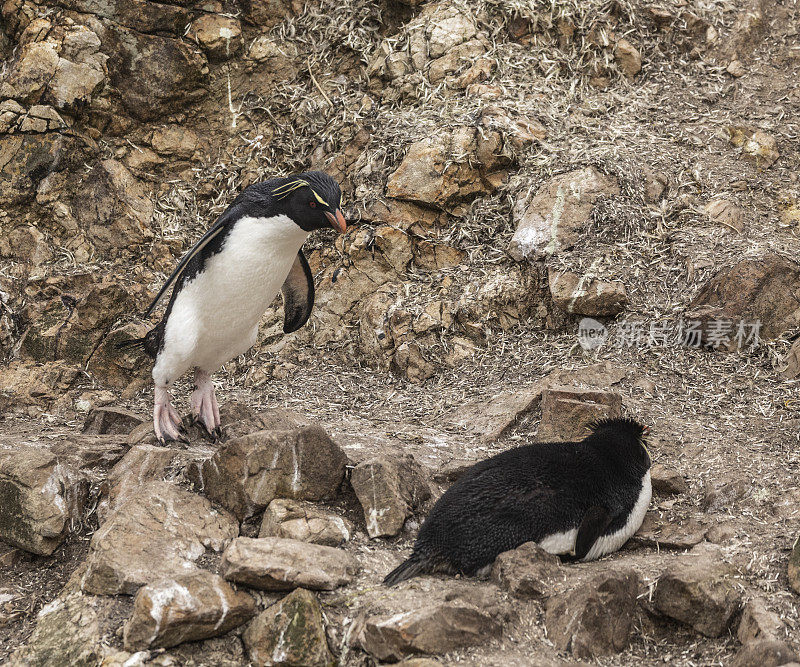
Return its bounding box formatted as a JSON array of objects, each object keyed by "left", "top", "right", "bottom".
[
  {"left": 154, "top": 385, "right": 186, "bottom": 444},
  {"left": 191, "top": 368, "right": 221, "bottom": 439}
]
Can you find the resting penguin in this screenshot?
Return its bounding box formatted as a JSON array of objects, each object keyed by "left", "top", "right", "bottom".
[
  {"left": 119, "top": 171, "right": 346, "bottom": 443},
  {"left": 384, "top": 417, "right": 651, "bottom": 586}
]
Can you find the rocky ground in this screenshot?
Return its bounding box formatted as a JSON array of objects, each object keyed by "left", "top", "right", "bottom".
[{"left": 2, "top": 0, "right": 800, "bottom": 664}]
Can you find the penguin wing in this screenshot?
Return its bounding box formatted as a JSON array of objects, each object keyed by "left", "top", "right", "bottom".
[
  {"left": 142, "top": 208, "right": 239, "bottom": 318},
  {"left": 281, "top": 250, "right": 315, "bottom": 333},
  {"left": 572, "top": 505, "right": 612, "bottom": 560}
]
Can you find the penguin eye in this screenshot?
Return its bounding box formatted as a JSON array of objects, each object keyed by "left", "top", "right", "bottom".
[{"left": 309, "top": 201, "right": 316, "bottom": 208}]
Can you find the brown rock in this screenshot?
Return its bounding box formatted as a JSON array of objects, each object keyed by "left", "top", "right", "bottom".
[
  {"left": 350, "top": 454, "right": 431, "bottom": 538},
  {"left": 200, "top": 426, "right": 347, "bottom": 520},
  {"left": 352, "top": 600, "right": 502, "bottom": 661},
  {"left": 634, "top": 513, "right": 706, "bottom": 549},
  {"left": 651, "top": 465, "right": 689, "bottom": 495},
  {"left": 703, "top": 198, "right": 745, "bottom": 232},
  {"left": 548, "top": 269, "right": 628, "bottom": 317},
  {"left": 0, "top": 446, "right": 86, "bottom": 555},
  {"left": 188, "top": 15, "right": 242, "bottom": 61},
  {"left": 653, "top": 554, "right": 741, "bottom": 636},
  {"left": 730, "top": 640, "right": 798, "bottom": 667},
  {"left": 702, "top": 478, "right": 748, "bottom": 511},
  {"left": 82, "top": 481, "right": 238, "bottom": 595},
  {"left": 545, "top": 569, "right": 640, "bottom": 659},
  {"left": 123, "top": 571, "right": 256, "bottom": 650},
  {"left": 782, "top": 338, "right": 800, "bottom": 379},
  {"left": 737, "top": 597, "right": 786, "bottom": 644},
  {"left": 689, "top": 255, "right": 800, "bottom": 339},
  {"left": 221, "top": 537, "right": 358, "bottom": 591},
  {"left": 615, "top": 39, "right": 642, "bottom": 77},
  {"left": 242, "top": 588, "right": 333, "bottom": 667},
  {"left": 83, "top": 407, "right": 144, "bottom": 435},
  {"left": 728, "top": 126, "right": 779, "bottom": 168},
  {"left": 259, "top": 499, "right": 353, "bottom": 546},
  {"left": 0, "top": 133, "right": 80, "bottom": 206},
  {"left": 491, "top": 542, "right": 562, "bottom": 599},
  {"left": 789, "top": 534, "right": 800, "bottom": 594},
  {"left": 705, "top": 522, "right": 737, "bottom": 544},
  {"left": 537, "top": 386, "right": 623, "bottom": 441},
  {"left": 508, "top": 167, "right": 619, "bottom": 261},
  {"left": 244, "top": 0, "right": 292, "bottom": 28},
  {"left": 151, "top": 124, "right": 200, "bottom": 158}
]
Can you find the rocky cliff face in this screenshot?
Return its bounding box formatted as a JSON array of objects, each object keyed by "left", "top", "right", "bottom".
[{"left": 1, "top": 0, "right": 800, "bottom": 664}]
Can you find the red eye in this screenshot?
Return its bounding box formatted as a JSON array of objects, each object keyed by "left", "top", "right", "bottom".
[{"left": 309, "top": 201, "right": 316, "bottom": 208}]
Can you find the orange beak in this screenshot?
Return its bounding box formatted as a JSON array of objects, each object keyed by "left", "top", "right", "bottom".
[{"left": 325, "top": 209, "right": 347, "bottom": 234}]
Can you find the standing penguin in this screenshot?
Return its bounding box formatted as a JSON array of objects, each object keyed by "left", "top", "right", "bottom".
[
  {"left": 119, "top": 171, "right": 346, "bottom": 443},
  {"left": 384, "top": 418, "right": 651, "bottom": 585}
]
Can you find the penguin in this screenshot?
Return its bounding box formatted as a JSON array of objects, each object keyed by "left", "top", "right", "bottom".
[
  {"left": 118, "top": 171, "right": 346, "bottom": 444},
  {"left": 383, "top": 417, "right": 651, "bottom": 586}
]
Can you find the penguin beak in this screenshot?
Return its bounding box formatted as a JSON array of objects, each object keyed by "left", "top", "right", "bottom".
[{"left": 325, "top": 209, "right": 347, "bottom": 234}]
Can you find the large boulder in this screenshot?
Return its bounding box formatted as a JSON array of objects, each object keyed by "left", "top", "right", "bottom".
[
  {"left": 199, "top": 426, "right": 347, "bottom": 520},
  {"left": 82, "top": 481, "right": 238, "bottom": 595},
  {"left": 0, "top": 445, "right": 86, "bottom": 555},
  {"left": 123, "top": 571, "right": 256, "bottom": 650}
]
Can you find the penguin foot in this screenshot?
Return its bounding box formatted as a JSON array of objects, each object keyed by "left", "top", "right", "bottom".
[
  {"left": 154, "top": 386, "right": 187, "bottom": 444},
  {"left": 191, "top": 368, "right": 221, "bottom": 441}
]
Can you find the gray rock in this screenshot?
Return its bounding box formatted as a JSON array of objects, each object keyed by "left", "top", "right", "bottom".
[
  {"left": 259, "top": 499, "right": 353, "bottom": 546},
  {"left": 634, "top": 513, "right": 706, "bottom": 550},
  {"left": 221, "top": 537, "right": 357, "bottom": 591},
  {"left": 82, "top": 481, "right": 238, "bottom": 595},
  {"left": 651, "top": 464, "right": 689, "bottom": 495},
  {"left": 490, "top": 542, "right": 562, "bottom": 599},
  {"left": 545, "top": 569, "right": 640, "bottom": 659},
  {"left": 200, "top": 426, "right": 347, "bottom": 520},
  {"left": 737, "top": 597, "right": 786, "bottom": 644},
  {"left": 730, "top": 640, "right": 798, "bottom": 667},
  {"left": 123, "top": 571, "right": 256, "bottom": 650},
  {"left": 242, "top": 588, "right": 333, "bottom": 667},
  {"left": 653, "top": 554, "right": 741, "bottom": 637},
  {"left": 352, "top": 600, "right": 502, "bottom": 661},
  {"left": 0, "top": 446, "right": 87, "bottom": 555},
  {"left": 82, "top": 406, "right": 145, "bottom": 435},
  {"left": 702, "top": 478, "right": 748, "bottom": 511},
  {"left": 350, "top": 454, "right": 431, "bottom": 538},
  {"left": 537, "top": 386, "right": 623, "bottom": 442}
]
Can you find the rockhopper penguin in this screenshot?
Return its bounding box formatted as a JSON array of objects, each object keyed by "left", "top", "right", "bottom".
[
  {"left": 119, "top": 172, "right": 346, "bottom": 443},
  {"left": 384, "top": 418, "right": 652, "bottom": 586}
]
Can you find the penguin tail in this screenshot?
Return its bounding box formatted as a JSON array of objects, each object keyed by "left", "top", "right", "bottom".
[
  {"left": 115, "top": 337, "right": 146, "bottom": 352},
  {"left": 383, "top": 554, "right": 430, "bottom": 586}
]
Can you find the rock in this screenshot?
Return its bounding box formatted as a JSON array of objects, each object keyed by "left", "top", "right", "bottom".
[
  {"left": 544, "top": 569, "right": 640, "bottom": 659},
  {"left": 727, "top": 126, "right": 780, "bottom": 168},
  {"left": 432, "top": 459, "right": 476, "bottom": 485},
  {"left": 71, "top": 159, "right": 154, "bottom": 257},
  {"left": 244, "top": 0, "right": 292, "bottom": 28},
  {"left": 106, "top": 27, "right": 208, "bottom": 122},
  {"left": 200, "top": 426, "right": 346, "bottom": 520},
  {"left": 123, "top": 571, "right": 256, "bottom": 650},
  {"left": 151, "top": 124, "right": 200, "bottom": 158},
  {"left": 508, "top": 167, "right": 619, "bottom": 261},
  {"left": 730, "top": 640, "right": 798, "bottom": 667},
  {"left": 634, "top": 514, "right": 706, "bottom": 549},
  {"left": 221, "top": 537, "right": 358, "bottom": 591},
  {"left": 448, "top": 387, "right": 543, "bottom": 442},
  {"left": 351, "top": 600, "right": 502, "bottom": 662},
  {"left": 0, "top": 133, "right": 80, "bottom": 206},
  {"left": 548, "top": 269, "right": 628, "bottom": 316},
  {"left": 87, "top": 322, "right": 151, "bottom": 389},
  {"left": 242, "top": 588, "right": 332, "bottom": 667},
  {"left": 392, "top": 341, "right": 437, "bottom": 383},
  {"left": 537, "top": 386, "right": 622, "bottom": 441},
  {"left": 82, "top": 481, "right": 238, "bottom": 595},
  {"left": 726, "top": 59, "right": 745, "bottom": 76},
  {"left": 737, "top": 597, "right": 786, "bottom": 644},
  {"left": 789, "top": 534, "right": 800, "bottom": 594},
  {"left": 386, "top": 129, "right": 489, "bottom": 210},
  {"left": 651, "top": 465, "right": 689, "bottom": 495},
  {"left": 689, "top": 255, "right": 800, "bottom": 339},
  {"left": 702, "top": 478, "right": 747, "bottom": 511},
  {"left": 259, "top": 499, "right": 353, "bottom": 546},
  {"left": 98, "top": 445, "right": 179, "bottom": 521},
  {"left": 83, "top": 406, "right": 144, "bottom": 435},
  {"left": 703, "top": 198, "right": 745, "bottom": 232},
  {"left": 0, "top": 446, "right": 86, "bottom": 555},
  {"left": 614, "top": 39, "right": 642, "bottom": 77},
  {"left": 189, "top": 15, "right": 242, "bottom": 61},
  {"left": 653, "top": 554, "right": 741, "bottom": 636},
  {"left": 490, "top": 542, "right": 562, "bottom": 599},
  {"left": 705, "top": 522, "right": 737, "bottom": 544},
  {"left": 782, "top": 338, "right": 800, "bottom": 379},
  {"left": 350, "top": 454, "right": 431, "bottom": 538}
]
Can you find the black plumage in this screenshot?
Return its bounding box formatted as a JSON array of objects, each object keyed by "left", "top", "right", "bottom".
[{"left": 384, "top": 417, "right": 651, "bottom": 586}]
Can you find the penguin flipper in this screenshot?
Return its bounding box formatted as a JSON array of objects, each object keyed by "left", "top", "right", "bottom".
[
  {"left": 573, "top": 505, "right": 612, "bottom": 561},
  {"left": 281, "top": 250, "right": 315, "bottom": 333}
]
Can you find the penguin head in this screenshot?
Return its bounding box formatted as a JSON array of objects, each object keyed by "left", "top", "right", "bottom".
[
  {"left": 586, "top": 417, "right": 651, "bottom": 472},
  {"left": 270, "top": 171, "right": 346, "bottom": 234}
]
